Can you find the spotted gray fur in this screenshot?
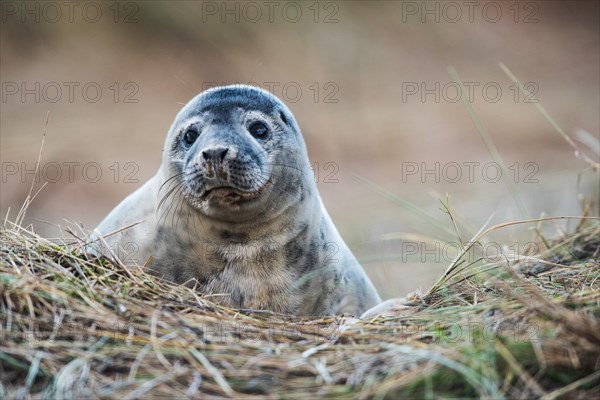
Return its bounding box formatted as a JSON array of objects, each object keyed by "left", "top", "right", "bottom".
[{"left": 91, "top": 85, "right": 381, "bottom": 316}]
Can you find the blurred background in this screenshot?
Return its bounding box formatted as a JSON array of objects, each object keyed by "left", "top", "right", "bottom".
[{"left": 1, "top": 1, "right": 598, "bottom": 300}]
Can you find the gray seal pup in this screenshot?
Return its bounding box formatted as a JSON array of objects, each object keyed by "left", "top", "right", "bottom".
[{"left": 92, "top": 85, "right": 381, "bottom": 316}]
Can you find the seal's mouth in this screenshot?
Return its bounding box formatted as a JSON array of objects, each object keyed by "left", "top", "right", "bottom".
[
  {"left": 203, "top": 187, "right": 256, "bottom": 202},
  {"left": 200, "top": 179, "right": 272, "bottom": 204}
]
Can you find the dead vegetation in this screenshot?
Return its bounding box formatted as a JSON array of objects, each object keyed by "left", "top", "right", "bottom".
[{"left": 1, "top": 216, "right": 598, "bottom": 399}]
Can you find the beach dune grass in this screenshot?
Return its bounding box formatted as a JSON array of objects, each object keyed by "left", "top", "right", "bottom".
[{"left": 0, "top": 217, "right": 598, "bottom": 399}]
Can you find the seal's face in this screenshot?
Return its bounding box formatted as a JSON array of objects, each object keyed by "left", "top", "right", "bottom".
[{"left": 162, "top": 86, "right": 308, "bottom": 223}]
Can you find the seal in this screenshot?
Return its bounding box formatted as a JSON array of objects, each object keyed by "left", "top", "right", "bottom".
[{"left": 91, "top": 84, "right": 381, "bottom": 316}]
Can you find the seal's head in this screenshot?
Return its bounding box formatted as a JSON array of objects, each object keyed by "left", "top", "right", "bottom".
[{"left": 161, "top": 85, "right": 311, "bottom": 223}]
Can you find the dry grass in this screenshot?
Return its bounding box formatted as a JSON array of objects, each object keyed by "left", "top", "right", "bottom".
[{"left": 1, "top": 216, "right": 598, "bottom": 399}]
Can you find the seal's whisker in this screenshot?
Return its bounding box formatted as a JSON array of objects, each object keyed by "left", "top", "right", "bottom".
[
  {"left": 185, "top": 210, "right": 209, "bottom": 262},
  {"left": 159, "top": 180, "right": 187, "bottom": 228},
  {"left": 263, "top": 163, "right": 305, "bottom": 173},
  {"left": 157, "top": 181, "right": 183, "bottom": 215},
  {"left": 158, "top": 172, "right": 184, "bottom": 194},
  {"left": 248, "top": 170, "right": 302, "bottom": 208},
  {"left": 169, "top": 190, "right": 183, "bottom": 235},
  {"left": 253, "top": 169, "right": 303, "bottom": 187},
  {"left": 158, "top": 185, "right": 185, "bottom": 229},
  {"left": 172, "top": 186, "right": 190, "bottom": 235},
  {"left": 179, "top": 185, "right": 209, "bottom": 233}
]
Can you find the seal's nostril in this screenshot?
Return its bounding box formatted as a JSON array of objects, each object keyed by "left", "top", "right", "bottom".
[{"left": 219, "top": 148, "right": 228, "bottom": 162}]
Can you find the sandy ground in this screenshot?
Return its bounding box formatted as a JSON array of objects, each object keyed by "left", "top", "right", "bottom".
[{"left": 1, "top": 1, "right": 598, "bottom": 298}]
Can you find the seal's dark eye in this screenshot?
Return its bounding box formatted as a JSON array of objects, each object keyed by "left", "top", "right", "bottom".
[
  {"left": 183, "top": 129, "right": 199, "bottom": 146},
  {"left": 249, "top": 122, "right": 269, "bottom": 139}
]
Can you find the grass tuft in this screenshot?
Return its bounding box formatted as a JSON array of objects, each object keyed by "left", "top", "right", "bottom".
[{"left": 1, "top": 217, "right": 598, "bottom": 398}]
